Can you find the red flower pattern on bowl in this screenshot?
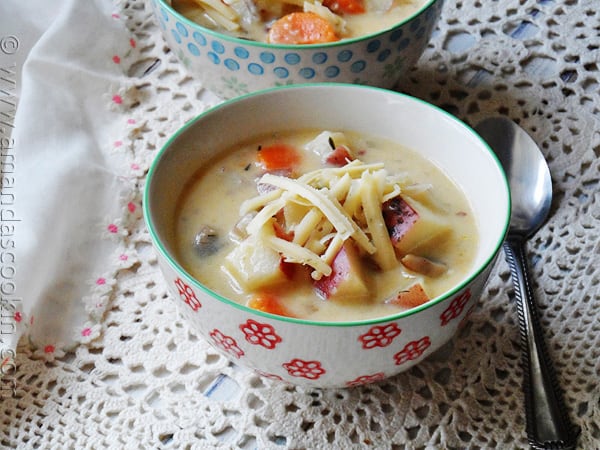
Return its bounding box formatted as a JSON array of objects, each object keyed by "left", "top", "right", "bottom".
[
  {"left": 283, "top": 358, "right": 326, "bottom": 380},
  {"left": 209, "top": 329, "right": 244, "bottom": 359},
  {"left": 239, "top": 319, "right": 283, "bottom": 350},
  {"left": 440, "top": 289, "right": 472, "bottom": 326},
  {"left": 255, "top": 370, "right": 284, "bottom": 381},
  {"left": 346, "top": 372, "right": 386, "bottom": 387},
  {"left": 174, "top": 277, "right": 201, "bottom": 312},
  {"left": 394, "top": 336, "right": 431, "bottom": 365},
  {"left": 358, "top": 323, "right": 402, "bottom": 349}
]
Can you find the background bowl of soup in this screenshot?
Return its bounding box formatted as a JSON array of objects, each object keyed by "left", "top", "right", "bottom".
[
  {"left": 149, "top": 0, "right": 444, "bottom": 99},
  {"left": 144, "top": 83, "right": 510, "bottom": 388}
]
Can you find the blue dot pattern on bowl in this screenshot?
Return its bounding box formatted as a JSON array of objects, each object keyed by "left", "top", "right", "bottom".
[
  {"left": 176, "top": 22, "right": 188, "bottom": 37},
  {"left": 351, "top": 61, "right": 367, "bottom": 73},
  {"left": 325, "top": 66, "right": 340, "bottom": 78},
  {"left": 298, "top": 68, "right": 316, "bottom": 79},
  {"left": 171, "top": 29, "right": 182, "bottom": 44},
  {"left": 187, "top": 43, "right": 200, "bottom": 56},
  {"left": 337, "top": 50, "right": 353, "bottom": 62},
  {"left": 234, "top": 47, "right": 250, "bottom": 59},
  {"left": 313, "top": 52, "right": 328, "bottom": 64},
  {"left": 273, "top": 67, "right": 289, "bottom": 79},
  {"left": 159, "top": 6, "right": 169, "bottom": 22},
  {"left": 211, "top": 41, "right": 225, "bottom": 54},
  {"left": 284, "top": 53, "right": 301, "bottom": 65},
  {"left": 260, "top": 52, "right": 275, "bottom": 63},
  {"left": 193, "top": 32, "right": 207, "bottom": 46},
  {"left": 151, "top": 0, "right": 443, "bottom": 97},
  {"left": 377, "top": 49, "right": 391, "bottom": 62},
  {"left": 248, "top": 63, "right": 264, "bottom": 75},
  {"left": 224, "top": 59, "right": 239, "bottom": 70},
  {"left": 169, "top": 22, "right": 388, "bottom": 81},
  {"left": 366, "top": 40, "right": 381, "bottom": 52}
]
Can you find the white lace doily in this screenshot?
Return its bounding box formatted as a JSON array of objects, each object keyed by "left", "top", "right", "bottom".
[{"left": 1, "top": 0, "right": 598, "bottom": 448}]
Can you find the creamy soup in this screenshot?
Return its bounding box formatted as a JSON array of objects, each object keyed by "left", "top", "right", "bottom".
[
  {"left": 174, "top": 130, "right": 478, "bottom": 321},
  {"left": 172, "top": 0, "right": 427, "bottom": 44}
]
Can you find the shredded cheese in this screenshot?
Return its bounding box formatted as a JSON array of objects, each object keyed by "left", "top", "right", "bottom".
[
  {"left": 240, "top": 188, "right": 282, "bottom": 215},
  {"left": 264, "top": 234, "right": 332, "bottom": 278},
  {"left": 235, "top": 148, "right": 412, "bottom": 278},
  {"left": 245, "top": 196, "right": 287, "bottom": 235},
  {"left": 361, "top": 171, "right": 398, "bottom": 270},
  {"left": 259, "top": 173, "right": 356, "bottom": 240},
  {"left": 292, "top": 207, "right": 323, "bottom": 246}
]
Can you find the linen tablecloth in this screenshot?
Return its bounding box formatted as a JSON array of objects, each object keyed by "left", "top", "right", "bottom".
[{"left": 1, "top": 0, "right": 598, "bottom": 448}]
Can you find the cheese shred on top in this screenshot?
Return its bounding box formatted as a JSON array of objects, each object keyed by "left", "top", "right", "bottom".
[{"left": 239, "top": 159, "right": 409, "bottom": 278}]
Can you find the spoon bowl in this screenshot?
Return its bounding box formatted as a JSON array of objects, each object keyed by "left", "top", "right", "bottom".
[
  {"left": 475, "top": 117, "right": 580, "bottom": 450},
  {"left": 476, "top": 117, "right": 552, "bottom": 237}
]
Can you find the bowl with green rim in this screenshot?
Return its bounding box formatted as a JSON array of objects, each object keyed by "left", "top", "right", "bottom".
[
  {"left": 143, "top": 84, "right": 510, "bottom": 388},
  {"left": 149, "top": 0, "right": 444, "bottom": 99}
]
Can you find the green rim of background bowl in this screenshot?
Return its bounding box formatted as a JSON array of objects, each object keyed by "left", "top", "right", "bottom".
[
  {"left": 156, "top": 0, "right": 441, "bottom": 50},
  {"left": 143, "top": 83, "right": 511, "bottom": 328}
]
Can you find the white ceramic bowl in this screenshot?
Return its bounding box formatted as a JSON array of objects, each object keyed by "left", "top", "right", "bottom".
[
  {"left": 149, "top": 0, "right": 444, "bottom": 99},
  {"left": 144, "top": 84, "right": 510, "bottom": 388}
]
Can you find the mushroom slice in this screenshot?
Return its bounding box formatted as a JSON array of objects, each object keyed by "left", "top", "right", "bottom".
[
  {"left": 400, "top": 254, "right": 447, "bottom": 277},
  {"left": 193, "top": 225, "right": 220, "bottom": 256}
]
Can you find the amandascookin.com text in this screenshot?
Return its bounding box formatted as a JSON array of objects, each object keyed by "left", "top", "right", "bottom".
[{"left": 1, "top": 32, "right": 21, "bottom": 398}]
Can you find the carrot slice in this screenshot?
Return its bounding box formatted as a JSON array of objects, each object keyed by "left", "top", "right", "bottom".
[
  {"left": 268, "top": 12, "right": 339, "bottom": 45},
  {"left": 247, "top": 293, "right": 293, "bottom": 317},
  {"left": 257, "top": 143, "right": 301, "bottom": 171},
  {"left": 324, "top": 0, "right": 365, "bottom": 14},
  {"left": 388, "top": 284, "right": 430, "bottom": 309}
]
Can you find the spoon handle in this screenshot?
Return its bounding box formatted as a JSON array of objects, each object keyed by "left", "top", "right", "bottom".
[{"left": 503, "top": 237, "right": 580, "bottom": 450}]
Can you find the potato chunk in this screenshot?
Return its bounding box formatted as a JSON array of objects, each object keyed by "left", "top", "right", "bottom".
[
  {"left": 224, "top": 235, "right": 286, "bottom": 291},
  {"left": 382, "top": 196, "right": 451, "bottom": 255},
  {"left": 304, "top": 131, "right": 351, "bottom": 160},
  {"left": 313, "top": 242, "right": 370, "bottom": 304}
]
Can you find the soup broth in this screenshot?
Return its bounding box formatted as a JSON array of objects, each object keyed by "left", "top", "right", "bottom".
[
  {"left": 175, "top": 129, "right": 478, "bottom": 321},
  {"left": 172, "top": 0, "right": 427, "bottom": 43}
]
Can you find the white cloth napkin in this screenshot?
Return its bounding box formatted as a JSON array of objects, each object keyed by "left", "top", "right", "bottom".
[{"left": 1, "top": 0, "right": 139, "bottom": 365}]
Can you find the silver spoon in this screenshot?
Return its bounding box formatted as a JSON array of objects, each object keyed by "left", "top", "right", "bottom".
[{"left": 475, "top": 117, "right": 580, "bottom": 450}]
